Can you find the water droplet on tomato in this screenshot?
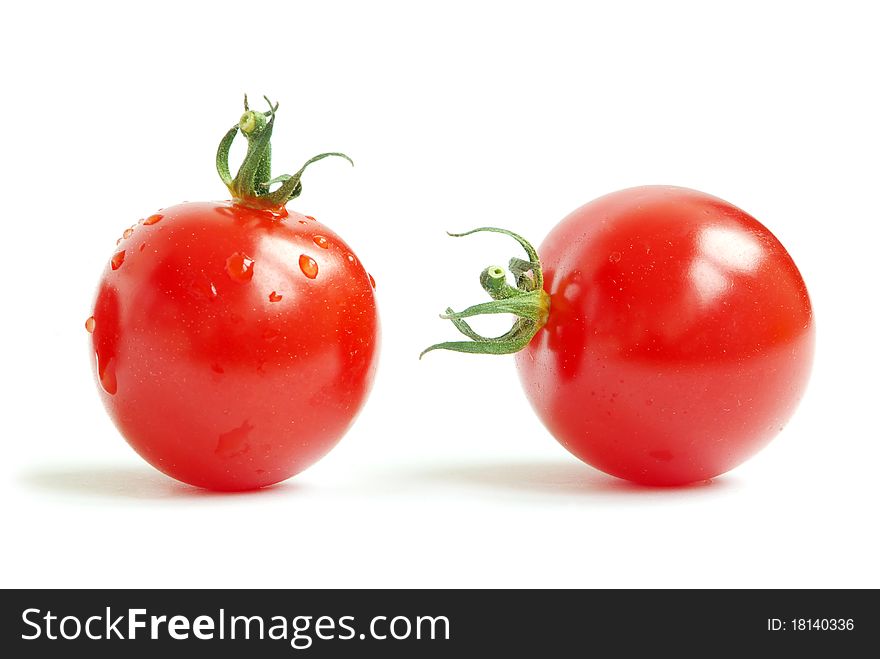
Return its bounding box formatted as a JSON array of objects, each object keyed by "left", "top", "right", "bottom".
[
  {"left": 313, "top": 235, "right": 329, "bottom": 249},
  {"left": 299, "top": 254, "right": 318, "bottom": 279},
  {"left": 111, "top": 250, "right": 126, "bottom": 270},
  {"left": 96, "top": 352, "right": 117, "bottom": 395},
  {"left": 85, "top": 316, "right": 96, "bottom": 333},
  {"left": 226, "top": 252, "right": 255, "bottom": 283},
  {"left": 211, "top": 362, "right": 225, "bottom": 374},
  {"left": 216, "top": 420, "right": 255, "bottom": 458},
  {"left": 298, "top": 220, "right": 307, "bottom": 225},
  {"left": 259, "top": 206, "right": 288, "bottom": 221},
  {"left": 262, "top": 328, "right": 280, "bottom": 341},
  {"left": 368, "top": 273, "right": 376, "bottom": 289},
  {"left": 143, "top": 214, "right": 163, "bottom": 225},
  {"left": 189, "top": 277, "right": 219, "bottom": 301},
  {"left": 305, "top": 215, "right": 317, "bottom": 221},
  {"left": 139, "top": 243, "right": 146, "bottom": 252},
  {"left": 609, "top": 251, "right": 621, "bottom": 263},
  {"left": 269, "top": 291, "right": 283, "bottom": 302},
  {"left": 123, "top": 226, "right": 135, "bottom": 239},
  {"left": 346, "top": 254, "right": 357, "bottom": 265}
]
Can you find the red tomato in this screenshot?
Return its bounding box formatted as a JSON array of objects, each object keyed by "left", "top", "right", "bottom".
[
  {"left": 425, "top": 186, "right": 813, "bottom": 485},
  {"left": 517, "top": 187, "right": 814, "bottom": 485},
  {"left": 88, "top": 99, "right": 379, "bottom": 490},
  {"left": 89, "top": 203, "right": 378, "bottom": 490}
]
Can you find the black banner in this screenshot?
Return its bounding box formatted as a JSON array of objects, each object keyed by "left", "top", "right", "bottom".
[{"left": 1, "top": 589, "right": 874, "bottom": 656}]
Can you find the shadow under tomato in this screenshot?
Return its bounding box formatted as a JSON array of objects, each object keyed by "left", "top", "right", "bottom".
[
  {"left": 19, "top": 465, "right": 300, "bottom": 501},
  {"left": 411, "top": 459, "right": 737, "bottom": 499}
]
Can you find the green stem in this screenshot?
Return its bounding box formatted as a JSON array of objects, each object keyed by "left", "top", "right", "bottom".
[
  {"left": 215, "top": 95, "right": 353, "bottom": 211},
  {"left": 421, "top": 228, "right": 550, "bottom": 358}
]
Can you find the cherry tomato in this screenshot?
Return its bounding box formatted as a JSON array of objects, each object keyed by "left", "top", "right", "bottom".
[
  {"left": 88, "top": 98, "right": 379, "bottom": 490},
  {"left": 426, "top": 186, "right": 814, "bottom": 485}
]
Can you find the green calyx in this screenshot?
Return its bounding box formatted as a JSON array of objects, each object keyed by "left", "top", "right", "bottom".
[
  {"left": 216, "top": 95, "right": 353, "bottom": 211},
  {"left": 420, "top": 227, "right": 551, "bottom": 358}
]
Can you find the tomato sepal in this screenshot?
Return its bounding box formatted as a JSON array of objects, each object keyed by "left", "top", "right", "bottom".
[
  {"left": 215, "top": 95, "right": 353, "bottom": 212},
  {"left": 421, "top": 227, "right": 550, "bottom": 357}
]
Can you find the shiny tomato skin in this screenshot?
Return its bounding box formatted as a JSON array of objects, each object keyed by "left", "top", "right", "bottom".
[
  {"left": 90, "top": 202, "right": 379, "bottom": 490},
  {"left": 515, "top": 186, "right": 814, "bottom": 486}
]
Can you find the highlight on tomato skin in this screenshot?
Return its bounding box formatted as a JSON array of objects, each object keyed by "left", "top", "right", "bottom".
[
  {"left": 425, "top": 186, "right": 814, "bottom": 486},
  {"left": 86, "top": 97, "right": 379, "bottom": 491}
]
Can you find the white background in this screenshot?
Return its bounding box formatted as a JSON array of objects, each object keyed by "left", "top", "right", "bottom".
[{"left": 2, "top": 1, "right": 878, "bottom": 588}]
